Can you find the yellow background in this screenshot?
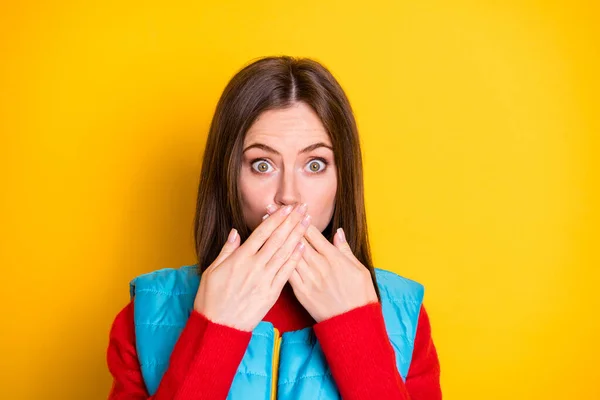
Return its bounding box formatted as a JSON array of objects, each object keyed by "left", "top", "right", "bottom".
[{"left": 1, "top": 1, "right": 598, "bottom": 399}]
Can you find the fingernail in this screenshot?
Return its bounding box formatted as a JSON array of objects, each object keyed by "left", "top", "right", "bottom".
[
  {"left": 283, "top": 205, "right": 293, "bottom": 215},
  {"left": 266, "top": 204, "right": 278, "bottom": 214},
  {"left": 337, "top": 228, "right": 346, "bottom": 243},
  {"left": 301, "top": 214, "right": 311, "bottom": 227},
  {"left": 262, "top": 213, "right": 269, "bottom": 220},
  {"left": 297, "top": 203, "right": 308, "bottom": 215},
  {"left": 228, "top": 228, "right": 238, "bottom": 243}
]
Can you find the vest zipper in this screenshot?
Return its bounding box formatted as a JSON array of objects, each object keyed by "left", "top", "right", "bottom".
[{"left": 271, "top": 328, "right": 281, "bottom": 400}]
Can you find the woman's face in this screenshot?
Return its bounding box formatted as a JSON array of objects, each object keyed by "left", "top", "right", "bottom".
[{"left": 239, "top": 101, "right": 337, "bottom": 233}]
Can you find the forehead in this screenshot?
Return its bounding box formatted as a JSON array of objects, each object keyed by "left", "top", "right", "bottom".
[{"left": 244, "top": 102, "right": 331, "bottom": 145}]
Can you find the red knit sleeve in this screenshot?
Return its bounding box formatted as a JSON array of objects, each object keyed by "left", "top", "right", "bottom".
[
  {"left": 405, "top": 306, "right": 442, "bottom": 399},
  {"left": 312, "top": 303, "right": 441, "bottom": 400},
  {"left": 106, "top": 301, "right": 252, "bottom": 400}
]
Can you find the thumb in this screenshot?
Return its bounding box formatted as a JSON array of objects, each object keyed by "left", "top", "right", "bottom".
[
  {"left": 210, "top": 228, "right": 240, "bottom": 269},
  {"left": 334, "top": 228, "right": 361, "bottom": 268},
  {"left": 333, "top": 228, "right": 351, "bottom": 254}
]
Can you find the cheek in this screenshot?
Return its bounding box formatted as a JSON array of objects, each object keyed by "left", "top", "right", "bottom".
[
  {"left": 304, "top": 179, "right": 337, "bottom": 229},
  {"left": 239, "top": 176, "right": 257, "bottom": 213},
  {"left": 239, "top": 172, "right": 272, "bottom": 228}
]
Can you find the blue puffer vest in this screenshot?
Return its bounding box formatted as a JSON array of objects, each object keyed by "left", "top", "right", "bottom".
[{"left": 130, "top": 265, "right": 424, "bottom": 399}]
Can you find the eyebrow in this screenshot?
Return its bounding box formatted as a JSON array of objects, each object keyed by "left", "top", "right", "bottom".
[{"left": 242, "top": 142, "right": 334, "bottom": 156}]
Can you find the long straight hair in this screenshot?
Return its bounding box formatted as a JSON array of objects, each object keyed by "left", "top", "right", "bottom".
[{"left": 194, "top": 56, "right": 380, "bottom": 299}]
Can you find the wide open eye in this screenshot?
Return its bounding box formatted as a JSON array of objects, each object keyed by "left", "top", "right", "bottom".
[
  {"left": 251, "top": 159, "right": 274, "bottom": 174},
  {"left": 305, "top": 159, "right": 328, "bottom": 174}
]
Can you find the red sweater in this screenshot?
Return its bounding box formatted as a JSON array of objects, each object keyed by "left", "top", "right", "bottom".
[{"left": 107, "top": 282, "right": 441, "bottom": 399}]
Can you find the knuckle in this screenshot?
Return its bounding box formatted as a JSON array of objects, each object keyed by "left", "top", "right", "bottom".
[
  {"left": 294, "top": 221, "right": 308, "bottom": 234},
  {"left": 271, "top": 231, "right": 287, "bottom": 246},
  {"left": 318, "top": 267, "right": 330, "bottom": 282},
  {"left": 224, "top": 246, "right": 238, "bottom": 258},
  {"left": 287, "top": 231, "right": 302, "bottom": 247},
  {"left": 252, "top": 228, "right": 270, "bottom": 244},
  {"left": 282, "top": 214, "right": 295, "bottom": 228},
  {"left": 270, "top": 248, "right": 287, "bottom": 263},
  {"left": 313, "top": 255, "right": 324, "bottom": 268},
  {"left": 248, "top": 255, "right": 261, "bottom": 271},
  {"left": 315, "top": 281, "right": 325, "bottom": 291},
  {"left": 291, "top": 245, "right": 303, "bottom": 259}
]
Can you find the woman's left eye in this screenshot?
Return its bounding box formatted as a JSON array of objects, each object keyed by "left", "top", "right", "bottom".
[{"left": 305, "top": 159, "right": 328, "bottom": 174}]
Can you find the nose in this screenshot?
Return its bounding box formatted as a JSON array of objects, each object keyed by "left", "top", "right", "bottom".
[{"left": 273, "top": 168, "right": 301, "bottom": 207}]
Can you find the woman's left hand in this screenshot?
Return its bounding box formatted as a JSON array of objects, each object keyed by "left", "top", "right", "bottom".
[{"left": 288, "top": 224, "right": 379, "bottom": 323}]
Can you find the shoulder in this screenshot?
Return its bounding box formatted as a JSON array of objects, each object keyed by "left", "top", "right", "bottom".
[
  {"left": 129, "top": 264, "right": 200, "bottom": 297},
  {"left": 374, "top": 268, "right": 425, "bottom": 303},
  {"left": 111, "top": 301, "right": 133, "bottom": 330},
  {"left": 108, "top": 301, "right": 136, "bottom": 354}
]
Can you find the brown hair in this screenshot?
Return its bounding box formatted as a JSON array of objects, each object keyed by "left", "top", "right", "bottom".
[{"left": 193, "top": 55, "right": 380, "bottom": 299}]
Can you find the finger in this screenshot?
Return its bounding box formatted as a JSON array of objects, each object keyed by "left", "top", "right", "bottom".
[
  {"left": 207, "top": 228, "right": 240, "bottom": 271},
  {"left": 239, "top": 204, "right": 295, "bottom": 255},
  {"left": 264, "top": 204, "right": 281, "bottom": 216},
  {"left": 299, "top": 236, "right": 322, "bottom": 267},
  {"left": 255, "top": 203, "right": 308, "bottom": 264},
  {"left": 295, "top": 256, "right": 316, "bottom": 283},
  {"left": 271, "top": 241, "right": 305, "bottom": 291},
  {"left": 332, "top": 227, "right": 345, "bottom": 248},
  {"left": 264, "top": 212, "right": 311, "bottom": 273},
  {"left": 304, "top": 224, "right": 337, "bottom": 258},
  {"left": 333, "top": 227, "right": 361, "bottom": 267},
  {"left": 288, "top": 269, "right": 303, "bottom": 288}
]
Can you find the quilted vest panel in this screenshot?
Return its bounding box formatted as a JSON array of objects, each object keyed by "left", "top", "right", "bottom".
[{"left": 130, "top": 265, "right": 424, "bottom": 399}]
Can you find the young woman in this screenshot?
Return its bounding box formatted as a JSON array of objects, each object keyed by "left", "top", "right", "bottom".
[{"left": 107, "top": 56, "right": 441, "bottom": 399}]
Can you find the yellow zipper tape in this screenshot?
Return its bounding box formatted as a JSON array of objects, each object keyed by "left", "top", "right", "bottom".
[{"left": 271, "top": 328, "right": 281, "bottom": 400}]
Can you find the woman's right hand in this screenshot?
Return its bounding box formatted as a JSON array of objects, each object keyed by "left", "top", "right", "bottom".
[{"left": 193, "top": 203, "right": 311, "bottom": 331}]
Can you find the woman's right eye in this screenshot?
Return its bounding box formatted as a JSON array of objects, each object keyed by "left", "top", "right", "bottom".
[{"left": 251, "top": 159, "right": 274, "bottom": 174}]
